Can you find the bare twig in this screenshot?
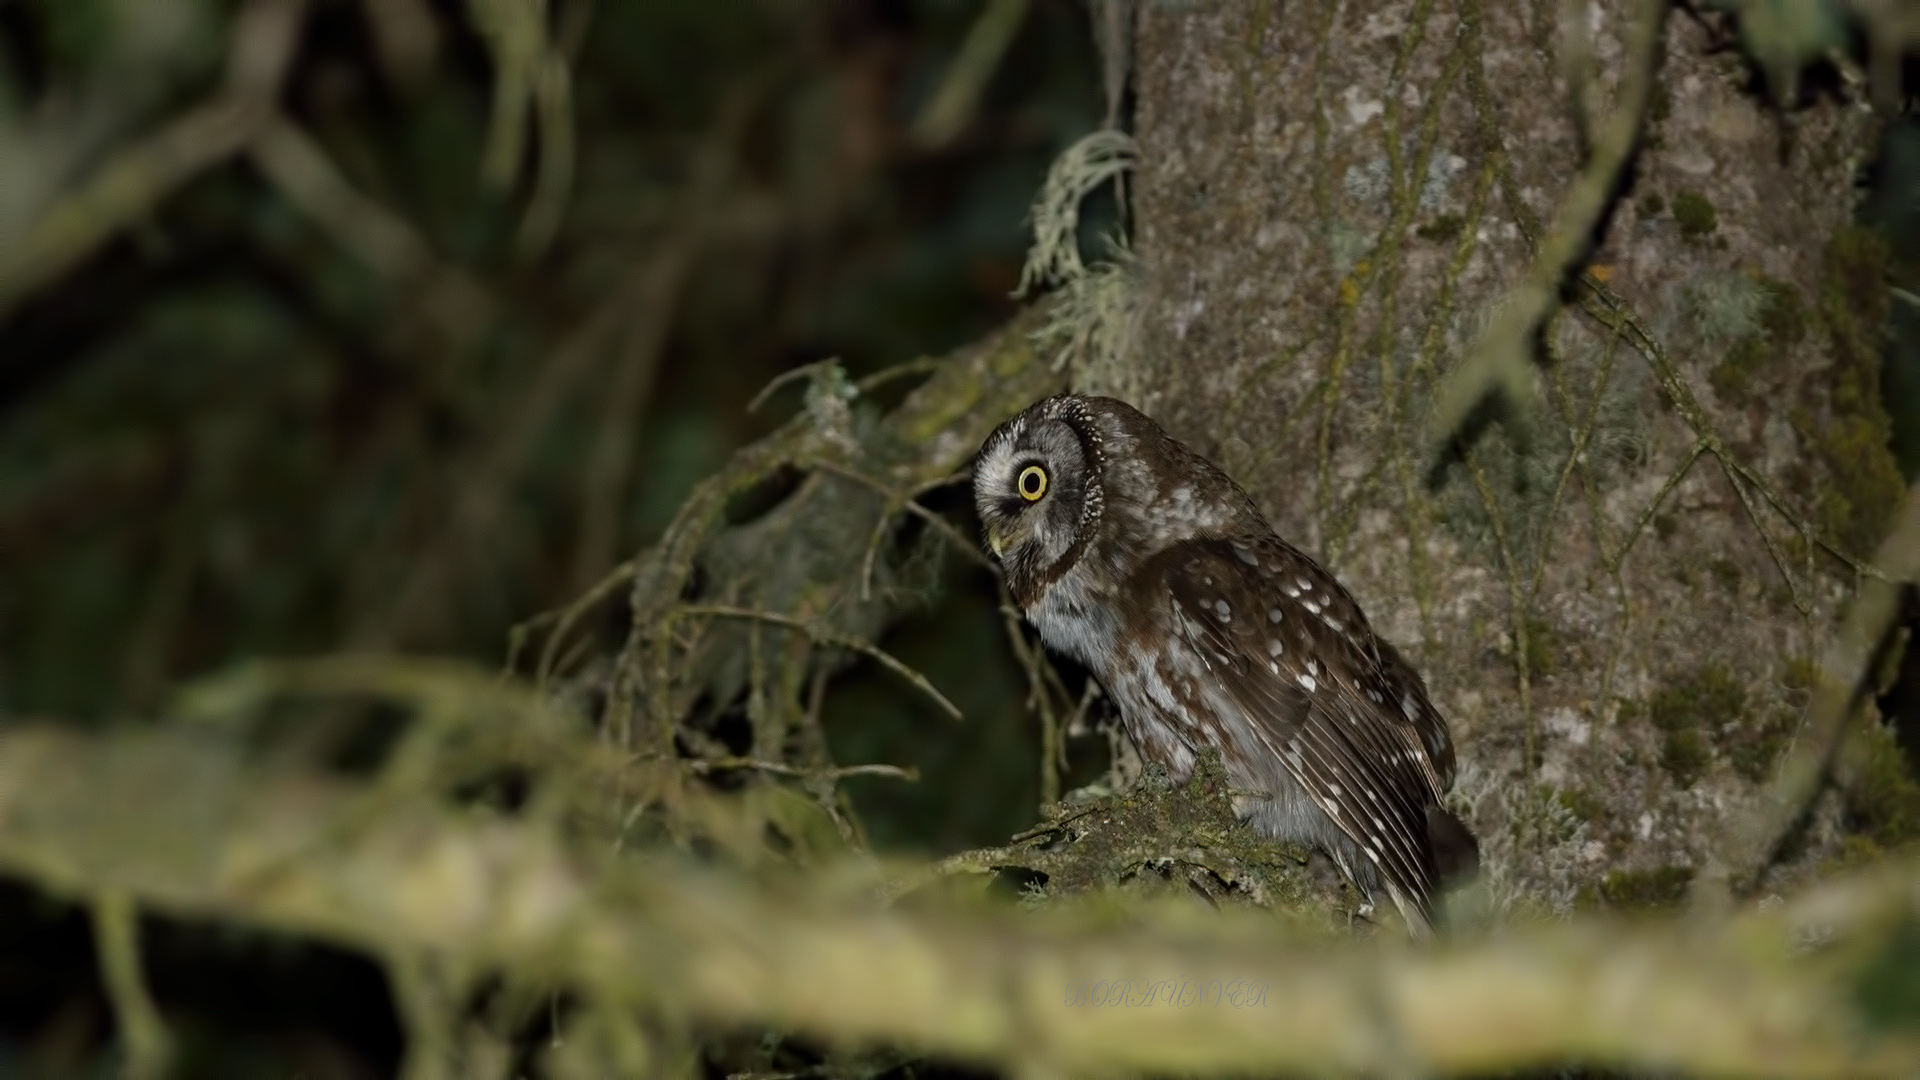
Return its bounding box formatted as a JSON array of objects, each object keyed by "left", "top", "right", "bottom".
[
  {"left": 676, "top": 604, "right": 963, "bottom": 721},
  {"left": 687, "top": 758, "right": 918, "bottom": 783},
  {"left": 533, "top": 557, "right": 640, "bottom": 688},
  {"left": 810, "top": 461, "right": 998, "bottom": 592},
  {"left": 750, "top": 359, "right": 843, "bottom": 413}
]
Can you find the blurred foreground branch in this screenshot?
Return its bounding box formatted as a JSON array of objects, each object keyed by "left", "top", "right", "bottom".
[{"left": 0, "top": 717, "right": 1915, "bottom": 1077}]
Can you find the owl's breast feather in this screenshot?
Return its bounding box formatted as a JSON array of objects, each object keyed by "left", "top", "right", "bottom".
[{"left": 1022, "top": 568, "right": 1123, "bottom": 674}]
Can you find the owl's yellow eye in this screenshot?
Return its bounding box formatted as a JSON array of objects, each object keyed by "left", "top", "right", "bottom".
[{"left": 1017, "top": 465, "right": 1048, "bottom": 502}]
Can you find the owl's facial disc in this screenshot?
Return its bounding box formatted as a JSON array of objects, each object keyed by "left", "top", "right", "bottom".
[{"left": 972, "top": 413, "right": 1092, "bottom": 593}]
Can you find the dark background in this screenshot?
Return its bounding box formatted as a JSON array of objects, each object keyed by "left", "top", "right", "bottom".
[{"left": 0, "top": 1, "right": 1915, "bottom": 1076}]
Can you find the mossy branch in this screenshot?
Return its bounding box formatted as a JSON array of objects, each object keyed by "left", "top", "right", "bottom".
[{"left": 0, "top": 721, "right": 1917, "bottom": 1076}]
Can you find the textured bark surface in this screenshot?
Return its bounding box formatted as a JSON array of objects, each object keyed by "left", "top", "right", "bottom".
[{"left": 1123, "top": 0, "right": 1900, "bottom": 911}]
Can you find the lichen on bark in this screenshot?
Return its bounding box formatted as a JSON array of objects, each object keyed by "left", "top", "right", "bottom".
[{"left": 1122, "top": 0, "right": 1895, "bottom": 909}]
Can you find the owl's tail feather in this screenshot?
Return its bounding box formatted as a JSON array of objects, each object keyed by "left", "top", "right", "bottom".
[
  {"left": 1383, "top": 808, "right": 1481, "bottom": 938},
  {"left": 1427, "top": 805, "right": 1481, "bottom": 886},
  {"left": 1332, "top": 850, "right": 1434, "bottom": 939},
  {"left": 1383, "top": 882, "right": 1433, "bottom": 938}
]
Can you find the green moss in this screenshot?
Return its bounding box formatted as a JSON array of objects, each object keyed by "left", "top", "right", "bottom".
[
  {"left": 1705, "top": 274, "right": 1804, "bottom": 405},
  {"left": 1652, "top": 664, "right": 1747, "bottom": 731},
  {"left": 1557, "top": 787, "right": 1608, "bottom": 827},
  {"left": 993, "top": 748, "right": 1348, "bottom": 928},
  {"left": 1520, "top": 617, "right": 1563, "bottom": 678},
  {"left": 1830, "top": 833, "right": 1887, "bottom": 872},
  {"left": 1709, "top": 337, "right": 1766, "bottom": 403},
  {"left": 1647, "top": 665, "right": 1748, "bottom": 787},
  {"left": 1841, "top": 721, "right": 1920, "bottom": 847},
  {"left": 1852, "top": 913, "right": 1920, "bottom": 1035},
  {"left": 1781, "top": 655, "right": 1820, "bottom": 694},
  {"left": 1647, "top": 83, "right": 1672, "bottom": 124},
  {"left": 1756, "top": 275, "right": 1807, "bottom": 345},
  {"left": 1708, "top": 556, "right": 1742, "bottom": 591},
  {"left": 1511, "top": 785, "right": 1588, "bottom": 846},
  {"left": 1660, "top": 728, "right": 1710, "bottom": 787},
  {"left": 1672, "top": 190, "right": 1718, "bottom": 237},
  {"left": 1728, "top": 708, "right": 1798, "bottom": 783},
  {"left": 1802, "top": 227, "right": 1904, "bottom": 555},
  {"left": 1599, "top": 865, "right": 1694, "bottom": 911},
  {"left": 1416, "top": 214, "right": 1464, "bottom": 243}
]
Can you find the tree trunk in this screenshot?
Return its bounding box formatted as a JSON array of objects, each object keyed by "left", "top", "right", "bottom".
[{"left": 1121, "top": 0, "right": 1904, "bottom": 912}]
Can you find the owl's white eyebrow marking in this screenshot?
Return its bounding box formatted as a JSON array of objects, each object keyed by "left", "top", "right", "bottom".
[{"left": 1268, "top": 608, "right": 1283, "bottom": 623}]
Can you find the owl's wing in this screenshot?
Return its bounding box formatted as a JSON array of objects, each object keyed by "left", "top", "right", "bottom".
[
  {"left": 1157, "top": 536, "right": 1446, "bottom": 919},
  {"left": 1199, "top": 534, "right": 1457, "bottom": 794},
  {"left": 1372, "top": 634, "right": 1457, "bottom": 791}
]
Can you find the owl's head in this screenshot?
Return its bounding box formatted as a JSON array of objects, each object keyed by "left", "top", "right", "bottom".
[{"left": 972, "top": 395, "right": 1107, "bottom": 603}]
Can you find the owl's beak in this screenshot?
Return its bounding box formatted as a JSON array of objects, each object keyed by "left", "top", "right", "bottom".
[{"left": 986, "top": 525, "right": 1007, "bottom": 557}]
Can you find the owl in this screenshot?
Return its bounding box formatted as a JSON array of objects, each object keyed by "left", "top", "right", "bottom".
[{"left": 973, "top": 394, "right": 1477, "bottom": 934}]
